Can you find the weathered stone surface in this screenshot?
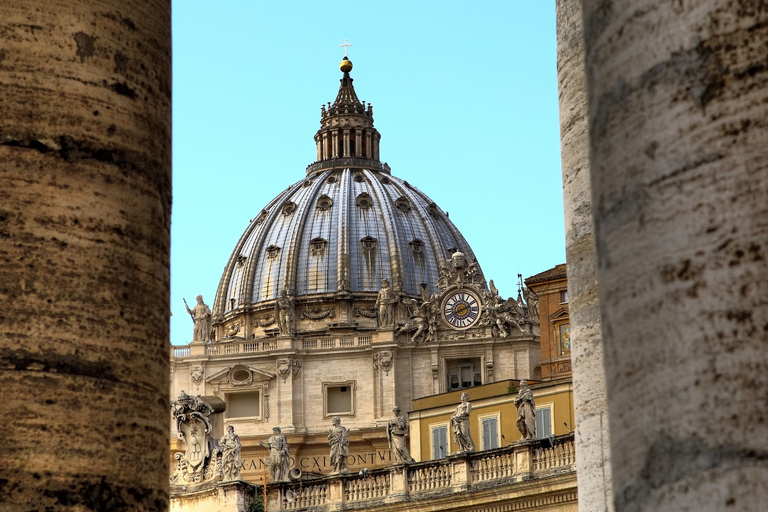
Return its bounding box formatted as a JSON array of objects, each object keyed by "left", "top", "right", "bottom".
[
  {"left": 556, "top": 1, "right": 613, "bottom": 511},
  {"left": 582, "top": 1, "right": 768, "bottom": 510},
  {"left": 0, "top": 1, "right": 171, "bottom": 510}
]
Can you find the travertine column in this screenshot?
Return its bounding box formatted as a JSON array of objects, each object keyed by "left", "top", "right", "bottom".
[
  {"left": 556, "top": 1, "right": 613, "bottom": 511},
  {"left": 332, "top": 131, "right": 339, "bottom": 158},
  {"left": 583, "top": 1, "right": 768, "bottom": 510},
  {"left": 0, "top": 2, "right": 171, "bottom": 510}
]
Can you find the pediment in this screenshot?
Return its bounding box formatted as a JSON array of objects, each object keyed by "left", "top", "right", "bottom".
[
  {"left": 206, "top": 364, "right": 275, "bottom": 387},
  {"left": 549, "top": 307, "right": 569, "bottom": 321}
]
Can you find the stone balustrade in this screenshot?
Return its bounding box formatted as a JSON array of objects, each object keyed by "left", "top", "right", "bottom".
[
  {"left": 264, "top": 434, "right": 576, "bottom": 511},
  {"left": 171, "top": 334, "right": 374, "bottom": 359}
]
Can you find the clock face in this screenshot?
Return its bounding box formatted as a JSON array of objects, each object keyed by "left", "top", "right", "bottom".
[{"left": 442, "top": 290, "right": 481, "bottom": 329}]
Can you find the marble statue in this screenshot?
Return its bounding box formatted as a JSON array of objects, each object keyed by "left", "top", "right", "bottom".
[
  {"left": 523, "top": 286, "right": 539, "bottom": 324},
  {"left": 185, "top": 295, "right": 212, "bottom": 343},
  {"left": 328, "top": 417, "right": 350, "bottom": 473},
  {"left": 451, "top": 392, "right": 475, "bottom": 453},
  {"left": 259, "top": 426, "right": 291, "bottom": 482},
  {"left": 395, "top": 298, "right": 431, "bottom": 343},
  {"left": 515, "top": 380, "right": 536, "bottom": 440},
  {"left": 387, "top": 406, "right": 415, "bottom": 463},
  {"left": 219, "top": 425, "right": 242, "bottom": 481},
  {"left": 276, "top": 288, "right": 296, "bottom": 336},
  {"left": 375, "top": 278, "right": 395, "bottom": 328}
]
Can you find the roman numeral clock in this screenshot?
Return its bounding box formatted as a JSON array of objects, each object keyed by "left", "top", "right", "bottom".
[{"left": 441, "top": 289, "right": 482, "bottom": 329}]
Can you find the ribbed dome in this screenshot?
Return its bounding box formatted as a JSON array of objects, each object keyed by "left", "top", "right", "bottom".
[{"left": 211, "top": 61, "right": 483, "bottom": 329}]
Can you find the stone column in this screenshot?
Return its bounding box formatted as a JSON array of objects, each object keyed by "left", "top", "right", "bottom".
[
  {"left": 355, "top": 131, "right": 363, "bottom": 157},
  {"left": 343, "top": 129, "right": 351, "bottom": 157},
  {"left": 331, "top": 131, "right": 339, "bottom": 158},
  {"left": 0, "top": 2, "right": 171, "bottom": 511},
  {"left": 322, "top": 132, "right": 329, "bottom": 160},
  {"left": 365, "top": 131, "right": 373, "bottom": 158},
  {"left": 583, "top": 1, "right": 768, "bottom": 510},
  {"left": 555, "top": 1, "right": 613, "bottom": 511}
]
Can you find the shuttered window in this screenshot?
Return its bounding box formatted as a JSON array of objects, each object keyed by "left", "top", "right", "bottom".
[
  {"left": 535, "top": 407, "right": 552, "bottom": 438},
  {"left": 432, "top": 425, "right": 448, "bottom": 459},
  {"left": 481, "top": 417, "right": 499, "bottom": 450}
]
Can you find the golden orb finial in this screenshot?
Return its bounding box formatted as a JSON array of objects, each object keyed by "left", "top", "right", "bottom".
[{"left": 340, "top": 57, "right": 353, "bottom": 73}]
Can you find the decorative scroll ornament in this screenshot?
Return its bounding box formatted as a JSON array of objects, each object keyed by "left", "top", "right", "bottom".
[
  {"left": 292, "top": 360, "right": 302, "bottom": 379},
  {"left": 301, "top": 307, "right": 335, "bottom": 320},
  {"left": 373, "top": 351, "right": 393, "bottom": 375},
  {"left": 256, "top": 315, "right": 276, "bottom": 327},
  {"left": 353, "top": 306, "right": 377, "bottom": 318},
  {"left": 190, "top": 366, "right": 204, "bottom": 388},
  {"left": 277, "top": 359, "right": 291, "bottom": 380},
  {"left": 170, "top": 390, "right": 215, "bottom": 484},
  {"left": 225, "top": 322, "right": 240, "bottom": 338}
]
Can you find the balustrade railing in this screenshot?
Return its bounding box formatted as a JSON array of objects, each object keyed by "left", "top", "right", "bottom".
[
  {"left": 345, "top": 473, "right": 390, "bottom": 502},
  {"left": 173, "top": 334, "right": 376, "bottom": 359},
  {"left": 266, "top": 434, "right": 576, "bottom": 511},
  {"left": 470, "top": 449, "right": 516, "bottom": 483},
  {"left": 283, "top": 482, "right": 327, "bottom": 510},
  {"left": 532, "top": 437, "right": 575, "bottom": 472},
  {"left": 408, "top": 461, "right": 452, "bottom": 493}
]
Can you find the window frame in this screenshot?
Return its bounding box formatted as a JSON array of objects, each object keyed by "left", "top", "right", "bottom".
[
  {"left": 535, "top": 403, "right": 554, "bottom": 439},
  {"left": 323, "top": 380, "right": 356, "bottom": 418},
  {"left": 429, "top": 422, "right": 450, "bottom": 460},
  {"left": 224, "top": 387, "right": 264, "bottom": 421},
  {"left": 478, "top": 412, "right": 501, "bottom": 451}
]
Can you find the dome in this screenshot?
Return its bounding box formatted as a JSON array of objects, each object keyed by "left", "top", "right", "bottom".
[{"left": 211, "top": 61, "right": 483, "bottom": 332}]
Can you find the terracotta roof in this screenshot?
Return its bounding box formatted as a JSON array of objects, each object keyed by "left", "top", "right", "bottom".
[{"left": 525, "top": 263, "right": 567, "bottom": 285}]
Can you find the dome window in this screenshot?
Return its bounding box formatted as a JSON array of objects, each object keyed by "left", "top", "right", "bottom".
[
  {"left": 355, "top": 193, "right": 373, "bottom": 210},
  {"left": 381, "top": 177, "right": 391, "bottom": 185},
  {"left": 310, "top": 237, "right": 327, "bottom": 257},
  {"left": 361, "top": 236, "right": 377, "bottom": 252},
  {"left": 282, "top": 201, "right": 296, "bottom": 216},
  {"left": 410, "top": 239, "right": 425, "bottom": 253},
  {"left": 266, "top": 245, "right": 281, "bottom": 259},
  {"left": 427, "top": 203, "right": 439, "bottom": 219},
  {"left": 236, "top": 255, "right": 247, "bottom": 268},
  {"left": 353, "top": 174, "right": 365, "bottom": 183},
  {"left": 254, "top": 209, "right": 269, "bottom": 225},
  {"left": 327, "top": 176, "right": 337, "bottom": 184},
  {"left": 303, "top": 180, "right": 312, "bottom": 188},
  {"left": 316, "top": 195, "right": 333, "bottom": 211},
  {"left": 395, "top": 197, "right": 411, "bottom": 213}
]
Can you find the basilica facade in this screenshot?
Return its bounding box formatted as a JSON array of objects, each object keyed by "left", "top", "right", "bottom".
[{"left": 170, "top": 57, "right": 543, "bottom": 483}]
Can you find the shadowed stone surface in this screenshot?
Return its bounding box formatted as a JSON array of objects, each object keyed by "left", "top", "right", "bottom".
[
  {"left": 582, "top": 1, "right": 768, "bottom": 510},
  {"left": 556, "top": 2, "right": 613, "bottom": 511},
  {"left": 0, "top": 1, "right": 171, "bottom": 510}
]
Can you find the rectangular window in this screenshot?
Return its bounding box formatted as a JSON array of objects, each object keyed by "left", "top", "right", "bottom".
[
  {"left": 431, "top": 425, "right": 448, "bottom": 459},
  {"left": 446, "top": 358, "right": 482, "bottom": 391},
  {"left": 481, "top": 416, "right": 499, "bottom": 450},
  {"left": 324, "top": 381, "right": 356, "bottom": 416},
  {"left": 535, "top": 406, "right": 552, "bottom": 438},
  {"left": 227, "top": 391, "right": 261, "bottom": 419},
  {"left": 560, "top": 290, "right": 568, "bottom": 303}
]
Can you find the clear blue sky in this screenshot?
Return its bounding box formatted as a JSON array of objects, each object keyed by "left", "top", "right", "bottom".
[{"left": 171, "top": 1, "right": 563, "bottom": 346}]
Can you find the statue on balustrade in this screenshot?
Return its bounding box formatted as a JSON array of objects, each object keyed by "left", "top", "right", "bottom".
[
  {"left": 395, "top": 298, "right": 432, "bottom": 343},
  {"left": 515, "top": 380, "right": 536, "bottom": 440},
  {"left": 276, "top": 288, "right": 296, "bottom": 335},
  {"left": 259, "top": 426, "right": 291, "bottom": 482},
  {"left": 387, "top": 406, "right": 415, "bottom": 463},
  {"left": 375, "top": 278, "right": 396, "bottom": 328},
  {"left": 219, "top": 425, "right": 242, "bottom": 481},
  {"left": 328, "top": 417, "right": 350, "bottom": 473},
  {"left": 523, "top": 286, "right": 539, "bottom": 324},
  {"left": 185, "top": 295, "right": 212, "bottom": 343},
  {"left": 451, "top": 392, "right": 475, "bottom": 453}
]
